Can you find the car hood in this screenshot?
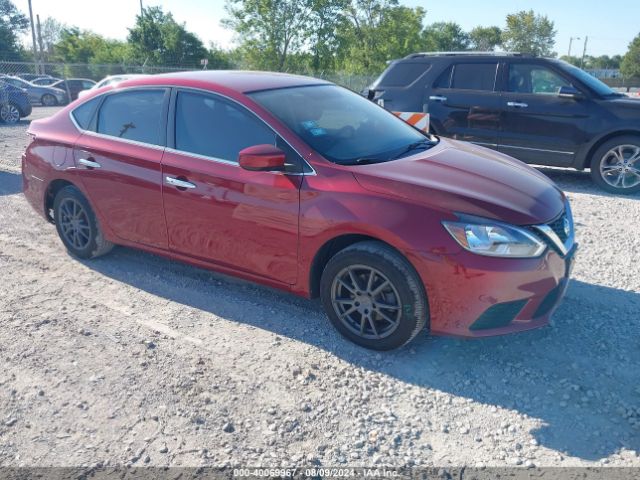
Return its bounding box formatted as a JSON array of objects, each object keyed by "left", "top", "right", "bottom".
[{"left": 352, "top": 138, "right": 565, "bottom": 225}]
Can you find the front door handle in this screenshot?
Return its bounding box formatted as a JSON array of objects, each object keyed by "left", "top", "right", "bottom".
[
  {"left": 78, "top": 158, "right": 101, "bottom": 169},
  {"left": 165, "top": 176, "right": 196, "bottom": 189},
  {"left": 507, "top": 101, "right": 529, "bottom": 108},
  {"left": 429, "top": 95, "right": 447, "bottom": 102}
]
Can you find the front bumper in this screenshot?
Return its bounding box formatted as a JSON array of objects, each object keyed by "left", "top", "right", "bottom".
[{"left": 413, "top": 244, "right": 577, "bottom": 338}]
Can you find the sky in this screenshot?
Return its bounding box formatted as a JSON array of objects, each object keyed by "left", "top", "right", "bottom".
[{"left": 14, "top": 0, "right": 640, "bottom": 58}]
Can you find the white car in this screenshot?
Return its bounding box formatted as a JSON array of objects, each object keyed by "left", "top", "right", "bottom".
[{"left": 77, "top": 74, "right": 148, "bottom": 99}]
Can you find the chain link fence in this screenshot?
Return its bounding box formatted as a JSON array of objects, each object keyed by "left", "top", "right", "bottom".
[{"left": 0, "top": 61, "right": 377, "bottom": 93}]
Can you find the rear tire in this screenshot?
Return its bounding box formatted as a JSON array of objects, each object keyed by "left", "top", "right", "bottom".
[
  {"left": 320, "top": 241, "right": 429, "bottom": 350},
  {"left": 590, "top": 136, "right": 640, "bottom": 195},
  {"left": 0, "top": 103, "right": 20, "bottom": 124},
  {"left": 53, "top": 185, "right": 113, "bottom": 259},
  {"left": 41, "top": 94, "right": 57, "bottom": 106}
]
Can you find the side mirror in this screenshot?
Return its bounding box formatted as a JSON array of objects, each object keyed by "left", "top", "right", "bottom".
[
  {"left": 238, "top": 144, "right": 286, "bottom": 172},
  {"left": 558, "top": 85, "right": 583, "bottom": 99}
]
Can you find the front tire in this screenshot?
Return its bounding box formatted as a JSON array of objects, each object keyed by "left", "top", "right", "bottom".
[
  {"left": 590, "top": 136, "right": 640, "bottom": 195},
  {"left": 0, "top": 103, "right": 21, "bottom": 124},
  {"left": 41, "top": 94, "right": 57, "bottom": 106},
  {"left": 320, "top": 241, "right": 429, "bottom": 350},
  {"left": 53, "top": 185, "right": 113, "bottom": 259}
]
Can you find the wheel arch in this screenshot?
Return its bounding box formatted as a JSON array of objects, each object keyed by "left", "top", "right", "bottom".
[
  {"left": 44, "top": 179, "right": 76, "bottom": 223},
  {"left": 308, "top": 233, "right": 412, "bottom": 299},
  {"left": 581, "top": 129, "right": 640, "bottom": 169}
]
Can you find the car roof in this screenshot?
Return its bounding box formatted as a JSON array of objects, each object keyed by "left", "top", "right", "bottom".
[{"left": 120, "top": 70, "right": 330, "bottom": 94}]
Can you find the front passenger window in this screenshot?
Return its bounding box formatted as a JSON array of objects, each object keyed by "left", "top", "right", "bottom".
[
  {"left": 174, "top": 91, "right": 275, "bottom": 162},
  {"left": 508, "top": 64, "right": 573, "bottom": 95}
]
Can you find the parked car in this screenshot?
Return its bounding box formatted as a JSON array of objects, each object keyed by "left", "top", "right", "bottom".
[
  {"left": 32, "top": 76, "right": 62, "bottom": 86},
  {"left": 22, "top": 71, "right": 576, "bottom": 350},
  {"left": 0, "top": 76, "right": 67, "bottom": 106},
  {"left": 51, "top": 78, "right": 96, "bottom": 101},
  {"left": 366, "top": 52, "right": 640, "bottom": 194},
  {"left": 77, "top": 74, "right": 147, "bottom": 99},
  {"left": 0, "top": 80, "right": 32, "bottom": 124}
]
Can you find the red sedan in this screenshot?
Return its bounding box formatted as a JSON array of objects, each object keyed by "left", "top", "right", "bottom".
[{"left": 21, "top": 71, "right": 577, "bottom": 350}]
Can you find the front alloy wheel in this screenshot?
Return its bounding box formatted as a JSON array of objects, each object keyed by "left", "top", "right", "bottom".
[
  {"left": 591, "top": 137, "right": 640, "bottom": 194},
  {"left": 320, "top": 241, "right": 429, "bottom": 350},
  {"left": 0, "top": 103, "right": 20, "bottom": 124}
]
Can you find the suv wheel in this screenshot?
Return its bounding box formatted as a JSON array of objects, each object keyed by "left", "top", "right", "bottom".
[
  {"left": 320, "top": 241, "right": 428, "bottom": 350},
  {"left": 0, "top": 103, "right": 20, "bottom": 124},
  {"left": 590, "top": 136, "right": 640, "bottom": 194},
  {"left": 53, "top": 185, "right": 114, "bottom": 259},
  {"left": 41, "top": 94, "right": 57, "bottom": 106}
]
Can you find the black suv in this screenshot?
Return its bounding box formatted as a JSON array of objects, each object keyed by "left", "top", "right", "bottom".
[{"left": 366, "top": 52, "right": 640, "bottom": 194}]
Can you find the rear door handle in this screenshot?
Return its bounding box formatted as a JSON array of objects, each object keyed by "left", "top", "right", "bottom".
[
  {"left": 507, "top": 101, "right": 528, "bottom": 108},
  {"left": 165, "top": 176, "right": 196, "bottom": 189},
  {"left": 78, "top": 158, "right": 101, "bottom": 169},
  {"left": 429, "top": 95, "right": 447, "bottom": 102}
]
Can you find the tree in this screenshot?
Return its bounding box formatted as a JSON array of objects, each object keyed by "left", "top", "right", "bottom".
[
  {"left": 422, "top": 22, "right": 469, "bottom": 52},
  {"left": 308, "top": 0, "right": 348, "bottom": 72},
  {"left": 223, "top": 0, "right": 314, "bottom": 71},
  {"left": 621, "top": 33, "right": 640, "bottom": 79},
  {"left": 469, "top": 26, "right": 502, "bottom": 51},
  {"left": 40, "top": 17, "right": 67, "bottom": 58},
  {"left": 502, "top": 10, "right": 556, "bottom": 56},
  {"left": 0, "top": 0, "right": 29, "bottom": 60},
  {"left": 128, "top": 6, "right": 208, "bottom": 66},
  {"left": 337, "top": 0, "right": 425, "bottom": 74}
]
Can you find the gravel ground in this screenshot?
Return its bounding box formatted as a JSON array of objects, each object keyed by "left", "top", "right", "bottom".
[{"left": 0, "top": 108, "right": 639, "bottom": 469}]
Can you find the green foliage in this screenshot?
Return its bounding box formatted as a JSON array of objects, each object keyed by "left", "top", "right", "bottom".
[
  {"left": 560, "top": 54, "right": 622, "bottom": 70},
  {"left": 0, "top": 0, "right": 29, "bottom": 60},
  {"left": 128, "top": 6, "right": 208, "bottom": 67},
  {"left": 337, "top": 1, "right": 425, "bottom": 74},
  {"left": 621, "top": 33, "right": 640, "bottom": 79},
  {"left": 469, "top": 26, "right": 502, "bottom": 51},
  {"left": 422, "top": 22, "right": 469, "bottom": 52},
  {"left": 223, "top": 0, "right": 315, "bottom": 71},
  {"left": 502, "top": 10, "right": 556, "bottom": 56}
]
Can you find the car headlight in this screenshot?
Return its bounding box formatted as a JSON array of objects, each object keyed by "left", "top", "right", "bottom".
[{"left": 443, "top": 216, "right": 546, "bottom": 258}]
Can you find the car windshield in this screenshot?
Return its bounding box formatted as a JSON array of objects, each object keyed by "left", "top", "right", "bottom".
[
  {"left": 248, "top": 84, "right": 435, "bottom": 165},
  {"left": 556, "top": 61, "right": 619, "bottom": 97}
]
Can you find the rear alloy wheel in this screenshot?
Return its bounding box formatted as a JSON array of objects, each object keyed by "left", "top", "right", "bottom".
[
  {"left": 0, "top": 103, "right": 20, "bottom": 124},
  {"left": 591, "top": 136, "right": 640, "bottom": 194},
  {"left": 53, "top": 185, "right": 113, "bottom": 259},
  {"left": 320, "top": 241, "right": 428, "bottom": 350},
  {"left": 41, "top": 93, "right": 57, "bottom": 106}
]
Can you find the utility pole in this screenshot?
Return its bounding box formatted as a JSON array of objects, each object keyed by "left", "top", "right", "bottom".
[
  {"left": 36, "top": 15, "right": 45, "bottom": 67},
  {"left": 580, "top": 36, "right": 589, "bottom": 68},
  {"left": 568, "top": 37, "right": 580, "bottom": 57},
  {"left": 27, "top": 0, "right": 40, "bottom": 75},
  {"left": 140, "top": 0, "right": 144, "bottom": 16}
]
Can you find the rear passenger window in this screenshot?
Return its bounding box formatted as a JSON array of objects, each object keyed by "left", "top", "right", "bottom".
[
  {"left": 174, "top": 91, "right": 275, "bottom": 162},
  {"left": 379, "top": 63, "right": 429, "bottom": 87},
  {"left": 71, "top": 96, "right": 101, "bottom": 130},
  {"left": 451, "top": 63, "right": 497, "bottom": 91},
  {"left": 97, "top": 90, "right": 165, "bottom": 145}
]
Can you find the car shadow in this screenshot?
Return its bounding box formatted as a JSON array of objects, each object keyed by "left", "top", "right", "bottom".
[
  {"left": 84, "top": 246, "right": 640, "bottom": 462},
  {"left": 536, "top": 166, "right": 640, "bottom": 199},
  {"left": 0, "top": 171, "right": 22, "bottom": 196}
]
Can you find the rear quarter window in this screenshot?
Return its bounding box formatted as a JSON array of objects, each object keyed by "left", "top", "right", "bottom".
[
  {"left": 71, "top": 96, "right": 101, "bottom": 130},
  {"left": 379, "top": 63, "right": 429, "bottom": 87}
]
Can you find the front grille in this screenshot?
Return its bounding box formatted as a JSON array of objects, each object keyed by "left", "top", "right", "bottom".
[
  {"left": 533, "top": 284, "right": 563, "bottom": 318},
  {"left": 548, "top": 211, "right": 569, "bottom": 243}
]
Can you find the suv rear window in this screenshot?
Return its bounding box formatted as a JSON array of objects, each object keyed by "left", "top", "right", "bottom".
[
  {"left": 451, "top": 63, "right": 497, "bottom": 91},
  {"left": 379, "top": 63, "right": 429, "bottom": 87}
]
